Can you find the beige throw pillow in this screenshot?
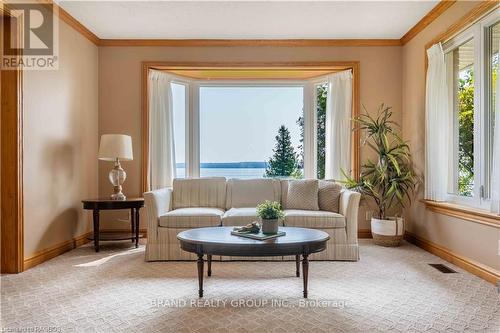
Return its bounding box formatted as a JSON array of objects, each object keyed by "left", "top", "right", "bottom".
[
  {"left": 318, "top": 180, "right": 342, "bottom": 213},
  {"left": 286, "top": 179, "right": 319, "bottom": 211}
]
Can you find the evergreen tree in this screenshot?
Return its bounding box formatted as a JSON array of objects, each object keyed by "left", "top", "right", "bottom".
[{"left": 265, "top": 125, "right": 299, "bottom": 177}]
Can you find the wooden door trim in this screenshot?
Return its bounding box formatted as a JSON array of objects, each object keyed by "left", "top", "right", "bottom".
[{"left": 1, "top": 14, "right": 24, "bottom": 273}]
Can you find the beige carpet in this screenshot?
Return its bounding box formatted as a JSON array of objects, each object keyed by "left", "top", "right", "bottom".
[{"left": 1, "top": 240, "right": 498, "bottom": 333}]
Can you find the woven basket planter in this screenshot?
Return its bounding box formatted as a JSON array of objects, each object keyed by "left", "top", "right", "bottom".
[{"left": 371, "top": 217, "right": 404, "bottom": 247}]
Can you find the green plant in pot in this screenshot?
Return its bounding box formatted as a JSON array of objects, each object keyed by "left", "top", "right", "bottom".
[
  {"left": 256, "top": 200, "right": 284, "bottom": 234},
  {"left": 343, "top": 104, "right": 417, "bottom": 247}
]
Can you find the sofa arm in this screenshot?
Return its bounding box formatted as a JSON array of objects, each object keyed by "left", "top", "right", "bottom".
[
  {"left": 144, "top": 187, "right": 173, "bottom": 242},
  {"left": 339, "top": 189, "right": 361, "bottom": 244}
]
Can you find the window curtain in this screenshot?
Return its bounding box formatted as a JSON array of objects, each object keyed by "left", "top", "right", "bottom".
[
  {"left": 325, "top": 70, "right": 353, "bottom": 181},
  {"left": 148, "top": 70, "right": 176, "bottom": 190},
  {"left": 425, "top": 43, "right": 449, "bottom": 201},
  {"left": 491, "top": 42, "right": 500, "bottom": 214}
]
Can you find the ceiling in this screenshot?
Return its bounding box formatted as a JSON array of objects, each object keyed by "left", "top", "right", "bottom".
[{"left": 57, "top": 1, "right": 439, "bottom": 40}]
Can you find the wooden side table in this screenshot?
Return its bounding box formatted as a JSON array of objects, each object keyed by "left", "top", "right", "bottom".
[{"left": 82, "top": 198, "right": 145, "bottom": 252}]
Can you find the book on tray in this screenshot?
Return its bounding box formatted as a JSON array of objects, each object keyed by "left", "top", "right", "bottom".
[{"left": 230, "top": 230, "right": 286, "bottom": 240}]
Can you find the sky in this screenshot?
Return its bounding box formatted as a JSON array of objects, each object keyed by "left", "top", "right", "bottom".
[{"left": 172, "top": 84, "right": 304, "bottom": 163}]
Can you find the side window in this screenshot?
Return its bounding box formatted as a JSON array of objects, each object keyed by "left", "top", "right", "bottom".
[{"left": 446, "top": 39, "right": 475, "bottom": 197}]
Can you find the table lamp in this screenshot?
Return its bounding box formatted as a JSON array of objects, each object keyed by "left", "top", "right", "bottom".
[{"left": 98, "top": 134, "right": 133, "bottom": 200}]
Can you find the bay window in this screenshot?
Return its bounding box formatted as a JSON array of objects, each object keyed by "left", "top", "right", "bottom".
[{"left": 145, "top": 65, "right": 358, "bottom": 192}]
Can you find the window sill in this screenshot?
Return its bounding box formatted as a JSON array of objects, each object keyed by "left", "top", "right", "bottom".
[{"left": 422, "top": 200, "right": 500, "bottom": 228}]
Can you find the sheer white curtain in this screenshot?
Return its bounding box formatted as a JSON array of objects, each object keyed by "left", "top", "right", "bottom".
[
  {"left": 491, "top": 43, "right": 500, "bottom": 214},
  {"left": 325, "top": 70, "right": 353, "bottom": 181},
  {"left": 148, "top": 70, "right": 176, "bottom": 190},
  {"left": 425, "top": 43, "right": 449, "bottom": 201}
]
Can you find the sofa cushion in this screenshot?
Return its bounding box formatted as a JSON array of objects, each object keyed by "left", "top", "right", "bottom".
[
  {"left": 318, "top": 180, "right": 342, "bottom": 213},
  {"left": 222, "top": 207, "right": 286, "bottom": 227},
  {"left": 286, "top": 179, "right": 319, "bottom": 211},
  {"left": 172, "top": 177, "right": 226, "bottom": 210},
  {"left": 222, "top": 207, "right": 258, "bottom": 226},
  {"left": 159, "top": 207, "right": 224, "bottom": 228},
  {"left": 226, "top": 178, "right": 281, "bottom": 209},
  {"left": 283, "top": 209, "right": 346, "bottom": 229}
]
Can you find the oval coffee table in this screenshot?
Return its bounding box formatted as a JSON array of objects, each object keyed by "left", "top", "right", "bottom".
[{"left": 177, "top": 226, "right": 330, "bottom": 298}]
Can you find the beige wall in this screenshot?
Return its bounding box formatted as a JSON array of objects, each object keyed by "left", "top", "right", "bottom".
[
  {"left": 98, "top": 45, "right": 403, "bottom": 229},
  {"left": 23, "top": 20, "right": 99, "bottom": 258},
  {"left": 402, "top": 1, "right": 500, "bottom": 271}
]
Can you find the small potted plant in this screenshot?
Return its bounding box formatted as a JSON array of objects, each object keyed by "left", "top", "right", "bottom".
[
  {"left": 256, "top": 200, "right": 284, "bottom": 234},
  {"left": 344, "top": 104, "right": 417, "bottom": 246}
]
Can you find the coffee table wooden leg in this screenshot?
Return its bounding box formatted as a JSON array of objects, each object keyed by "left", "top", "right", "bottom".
[
  {"left": 197, "top": 254, "right": 204, "bottom": 297},
  {"left": 295, "top": 255, "right": 300, "bottom": 277},
  {"left": 207, "top": 255, "right": 212, "bottom": 277},
  {"left": 302, "top": 254, "right": 309, "bottom": 298}
]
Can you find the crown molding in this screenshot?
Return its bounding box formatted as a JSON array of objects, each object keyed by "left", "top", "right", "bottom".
[
  {"left": 56, "top": 3, "right": 100, "bottom": 45},
  {"left": 99, "top": 38, "right": 402, "bottom": 47},
  {"left": 400, "top": 0, "right": 456, "bottom": 45},
  {"left": 34, "top": 1, "right": 100, "bottom": 45}
]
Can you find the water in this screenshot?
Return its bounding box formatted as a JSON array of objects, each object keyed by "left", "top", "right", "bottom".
[{"left": 176, "top": 168, "right": 266, "bottom": 179}]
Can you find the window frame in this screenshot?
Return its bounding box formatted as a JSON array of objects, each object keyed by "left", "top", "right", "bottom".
[
  {"left": 441, "top": 10, "right": 500, "bottom": 210},
  {"left": 480, "top": 11, "right": 500, "bottom": 199}
]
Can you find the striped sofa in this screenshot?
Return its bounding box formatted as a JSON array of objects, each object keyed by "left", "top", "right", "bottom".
[{"left": 144, "top": 177, "right": 361, "bottom": 261}]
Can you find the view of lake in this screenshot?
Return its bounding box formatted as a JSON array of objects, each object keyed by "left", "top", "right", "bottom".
[
  {"left": 175, "top": 162, "right": 304, "bottom": 179},
  {"left": 177, "top": 168, "right": 267, "bottom": 179}
]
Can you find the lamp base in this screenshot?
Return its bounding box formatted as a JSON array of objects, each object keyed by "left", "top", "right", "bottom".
[
  {"left": 108, "top": 159, "right": 127, "bottom": 201},
  {"left": 110, "top": 191, "right": 126, "bottom": 201}
]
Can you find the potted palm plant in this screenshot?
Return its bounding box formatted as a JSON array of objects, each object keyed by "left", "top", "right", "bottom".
[
  {"left": 344, "top": 104, "right": 417, "bottom": 246},
  {"left": 256, "top": 200, "right": 284, "bottom": 234}
]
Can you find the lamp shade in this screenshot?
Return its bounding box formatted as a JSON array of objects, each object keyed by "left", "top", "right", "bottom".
[{"left": 98, "top": 134, "right": 133, "bottom": 161}]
